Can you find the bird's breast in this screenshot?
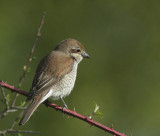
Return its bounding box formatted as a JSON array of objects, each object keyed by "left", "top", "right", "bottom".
[{"left": 51, "top": 61, "right": 78, "bottom": 100}]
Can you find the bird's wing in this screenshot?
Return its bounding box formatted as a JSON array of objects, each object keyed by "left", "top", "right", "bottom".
[{"left": 28, "top": 51, "right": 74, "bottom": 100}]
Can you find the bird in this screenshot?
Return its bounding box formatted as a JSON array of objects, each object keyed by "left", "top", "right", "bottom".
[{"left": 19, "top": 38, "right": 90, "bottom": 125}]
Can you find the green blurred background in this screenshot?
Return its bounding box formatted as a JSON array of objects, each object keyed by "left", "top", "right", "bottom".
[{"left": 0, "top": 0, "right": 160, "bottom": 135}]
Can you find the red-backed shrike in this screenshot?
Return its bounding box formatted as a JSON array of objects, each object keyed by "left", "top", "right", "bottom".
[{"left": 19, "top": 38, "right": 89, "bottom": 125}]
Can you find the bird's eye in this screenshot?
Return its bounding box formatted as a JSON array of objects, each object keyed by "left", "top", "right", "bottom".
[{"left": 76, "top": 49, "right": 81, "bottom": 52}]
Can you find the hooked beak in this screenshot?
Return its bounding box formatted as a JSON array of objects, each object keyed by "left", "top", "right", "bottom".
[{"left": 81, "top": 52, "right": 90, "bottom": 58}]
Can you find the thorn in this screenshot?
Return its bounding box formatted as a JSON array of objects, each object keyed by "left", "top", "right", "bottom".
[
  {"left": 73, "top": 107, "right": 76, "bottom": 112},
  {"left": 29, "top": 58, "right": 32, "bottom": 62},
  {"left": 37, "top": 32, "right": 41, "bottom": 37},
  {"left": 23, "top": 65, "right": 27, "bottom": 71},
  {"left": 88, "top": 116, "right": 92, "bottom": 119},
  {"left": 111, "top": 124, "right": 114, "bottom": 129}
]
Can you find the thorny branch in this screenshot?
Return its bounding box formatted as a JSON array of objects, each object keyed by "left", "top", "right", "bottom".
[{"left": 0, "top": 81, "right": 126, "bottom": 136}]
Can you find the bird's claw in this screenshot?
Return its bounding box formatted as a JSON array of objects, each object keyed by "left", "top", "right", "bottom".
[{"left": 62, "top": 104, "right": 68, "bottom": 111}]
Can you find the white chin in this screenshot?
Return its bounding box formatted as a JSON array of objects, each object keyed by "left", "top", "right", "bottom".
[{"left": 71, "top": 53, "right": 83, "bottom": 63}]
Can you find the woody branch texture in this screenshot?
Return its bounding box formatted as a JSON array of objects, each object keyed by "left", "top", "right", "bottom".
[{"left": 0, "top": 81, "right": 126, "bottom": 136}]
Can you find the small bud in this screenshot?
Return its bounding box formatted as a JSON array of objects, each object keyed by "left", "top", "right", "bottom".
[
  {"left": 29, "top": 58, "right": 32, "bottom": 62},
  {"left": 37, "top": 32, "right": 41, "bottom": 37},
  {"left": 23, "top": 65, "right": 26, "bottom": 71},
  {"left": 88, "top": 116, "right": 92, "bottom": 119}
]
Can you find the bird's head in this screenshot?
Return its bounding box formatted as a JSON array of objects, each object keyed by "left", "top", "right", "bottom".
[{"left": 55, "top": 38, "right": 90, "bottom": 63}]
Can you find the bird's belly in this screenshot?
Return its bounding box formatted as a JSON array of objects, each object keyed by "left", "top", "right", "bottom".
[{"left": 51, "top": 63, "right": 78, "bottom": 100}]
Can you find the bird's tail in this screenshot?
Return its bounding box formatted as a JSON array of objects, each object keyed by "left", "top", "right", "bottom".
[{"left": 19, "top": 98, "right": 41, "bottom": 125}]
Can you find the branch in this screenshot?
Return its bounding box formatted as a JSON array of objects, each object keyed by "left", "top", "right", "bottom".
[
  {"left": 7, "top": 129, "right": 40, "bottom": 134},
  {"left": 11, "top": 12, "right": 46, "bottom": 107},
  {"left": 19, "top": 12, "right": 46, "bottom": 85},
  {"left": 0, "top": 81, "right": 126, "bottom": 136},
  {"left": 0, "top": 129, "right": 40, "bottom": 135},
  {"left": 0, "top": 13, "right": 45, "bottom": 136},
  {"left": 1, "top": 87, "right": 9, "bottom": 109},
  {"left": 0, "top": 87, "right": 10, "bottom": 118}
]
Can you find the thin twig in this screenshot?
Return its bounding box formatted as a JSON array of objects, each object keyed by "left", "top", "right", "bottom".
[
  {"left": 10, "top": 109, "right": 25, "bottom": 130},
  {"left": 0, "top": 108, "right": 17, "bottom": 118},
  {"left": 11, "top": 106, "right": 27, "bottom": 110},
  {"left": 0, "top": 131, "right": 6, "bottom": 136},
  {"left": 0, "top": 109, "right": 8, "bottom": 118},
  {"left": 11, "top": 12, "right": 46, "bottom": 107},
  {"left": 7, "top": 12, "right": 46, "bottom": 133},
  {"left": 0, "top": 87, "right": 10, "bottom": 118},
  {"left": 0, "top": 13, "right": 46, "bottom": 136},
  {"left": 0, "top": 81, "right": 126, "bottom": 136},
  {"left": 1, "top": 87, "right": 9, "bottom": 109},
  {"left": 7, "top": 129, "right": 40, "bottom": 134},
  {"left": 0, "top": 129, "right": 39, "bottom": 135}
]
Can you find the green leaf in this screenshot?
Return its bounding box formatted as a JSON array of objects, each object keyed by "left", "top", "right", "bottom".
[
  {"left": 18, "top": 133, "right": 22, "bottom": 136},
  {"left": 20, "top": 101, "right": 26, "bottom": 107},
  {"left": 93, "top": 103, "right": 99, "bottom": 113},
  {"left": 17, "top": 83, "right": 21, "bottom": 88},
  {"left": 93, "top": 103, "right": 103, "bottom": 118},
  {"left": 16, "top": 113, "right": 24, "bottom": 123},
  {"left": 96, "top": 109, "right": 103, "bottom": 118},
  {"left": 6, "top": 94, "right": 10, "bottom": 103},
  {"left": 26, "top": 67, "right": 31, "bottom": 75}
]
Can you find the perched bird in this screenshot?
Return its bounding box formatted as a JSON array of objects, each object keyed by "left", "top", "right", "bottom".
[{"left": 19, "top": 38, "right": 90, "bottom": 125}]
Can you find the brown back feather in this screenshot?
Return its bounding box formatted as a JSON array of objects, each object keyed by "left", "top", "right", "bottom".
[{"left": 28, "top": 51, "right": 74, "bottom": 100}]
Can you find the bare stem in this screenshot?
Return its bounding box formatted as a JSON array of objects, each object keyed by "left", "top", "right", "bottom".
[
  {"left": 0, "top": 13, "right": 46, "bottom": 136},
  {"left": 1, "top": 87, "right": 9, "bottom": 109},
  {"left": 10, "top": 110, "right": 24, "bottom": 130},
  {"left": 11, "top": 12, "right": 46, "bottom": 107},
  {"left": 0, "top": 109, "right": 8, "bottom": 118},
  {"left": 0, "top": 87, "right": 10, "bottom": 118},
  {"left": 0, "top": 129, "right": 39, "bottom": 135},
  {"left": 0, "top": 131, "right": 6, "bottom": 136},
  {"left": 7, "top": 129, "right": 40, "bottom": 134}
]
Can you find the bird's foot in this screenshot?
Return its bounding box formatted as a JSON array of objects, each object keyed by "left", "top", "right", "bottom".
[
  {"left": 60, "top": 96, "right": 68, "bottom": 111},
  {"left": 62, "top": 104, "right": 68, "bottom": 111}
]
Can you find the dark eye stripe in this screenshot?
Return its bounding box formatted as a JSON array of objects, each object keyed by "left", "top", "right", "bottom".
[{"left": 70, "top": 49, "right": 81, "bottom": 53}]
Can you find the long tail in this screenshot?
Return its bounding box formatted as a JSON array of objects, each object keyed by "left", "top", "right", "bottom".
[{"left": 19, "top": 98, "right": 41, "bottom": 125}]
